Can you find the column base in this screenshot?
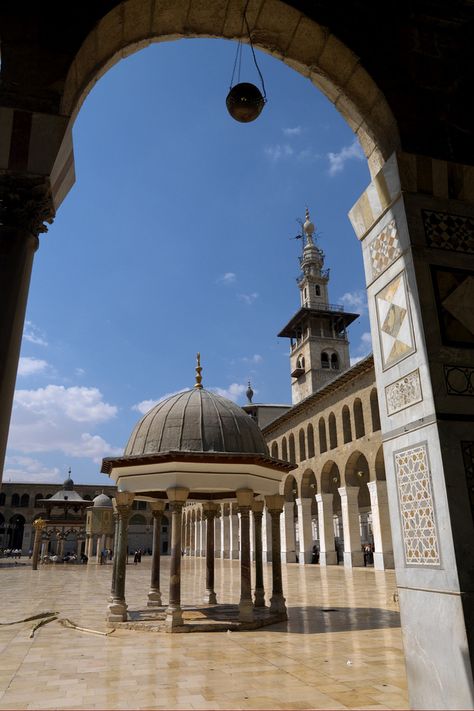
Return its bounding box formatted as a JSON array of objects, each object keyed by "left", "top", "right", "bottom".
[
  {"left": 263, "top": 551, "right": 272, "bottom": 562},
  {"left": 281, "top": 551, "right": 297, "bottom": 563},
  {"left": 147, "top": 589, "right": 162, "bottom": 606},
  {"left": 344, "top": 550, "right": 365, "bottom": 567},
  {"left": 374, "top": 551, "right": 394, "bottom": 570},
  {"left": 319, "top": 550, "right": 337, "bottom": 566},
  {"left": 299, "top": 551, "right": 312, "bottom": 564},
  {"left": 238, "top": 599, "right": 254, "bottom": 622},
  {"left": 254, "top": 588, "right": 265, "bottom": 607},
  {"left": 165, "top": 605, "right": 183, "bottom": 628},
  {"left": 107, "top": 599, "right": 128, "bottom": 622},
  {"left": 223, "top": 551, "right": 230, "bottom": 559},
  {"left": 230, "top": 550, "right": 239, "bottom": 560},
  {"left": 270, "top": 594, "right": 287, "bottom": 615},
  {"left": 203, "top": 590, "right": 217, "bottom": 605}
]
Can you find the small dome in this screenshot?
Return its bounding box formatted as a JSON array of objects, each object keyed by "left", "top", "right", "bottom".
[
  {"left": 63, "top": 475, "right": 74, "bottom": 491},
  {"left": 93, "top": 493, "right": 112, "bottom": 508},
  {"left": 126, "top": 388, "right": 268, "bottom": 457}
]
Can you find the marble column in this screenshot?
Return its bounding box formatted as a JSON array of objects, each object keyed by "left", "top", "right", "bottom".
[
  {"left": 296, "top": 498, "right": 313, "bottom": 564},
  {"left": 338, "top": 487, "right": 364, "bottom": 567},
  {"left": 265, "top": 494, "right": 287, "bottom": 616},
  {"left": 214, "top": 511, "right": 222, "bottom": 559},
  {"left": 236, "top": 489, "right": 254, "bottom": 622},
  {"left": 197, "top": 514, "right": 204, "bottom": 557},
  {"left": 229, "top": 504, "right": 239, "bottom": 559},
  {"left": 221, "top": 505, "right": 231, "bottom": 558},
  {"left": 148, "top": 501, "right": 165, "bottom": 606},
  {"left": 107, "top": 492, "right": 134, "bottom": 622},
  {"left": 165, "top": 487, "right": 189, "bottom": 628},
  {"left": 0, "top": 175, "right": 54, "bottom": 480},
  {"left": 316, "top": 493, "right": 337, "bottom": 565},
  {"left": 110, "top": 509, "right": 119, "bottom": 597},
  {"left": 262, "top": 509, "right": 273, "bottom": 562},
  {"left": 280, "top": 501, "right": 297, "bottom": 563},
  {"left": 367, "top": 480, "right": 394, "bottom": 570},
  {"left": 202, "top": 502, "right": 218, "bottom": 604},
  {"left": 31, "top": 519, "right": 46, "bottom": 571},
  {"left": 57, "top": 533, "right": 66, "bottom": 559},
  {"left": 252, "top": 501, "right": 265, "bottom": 607},
  {"left": 96, "top": 533, "right": 106, "bottom": 564}
]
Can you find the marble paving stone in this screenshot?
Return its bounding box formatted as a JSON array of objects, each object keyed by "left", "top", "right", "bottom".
[{"left": 0, "top": 558, "right": 407, "bottom": 710}]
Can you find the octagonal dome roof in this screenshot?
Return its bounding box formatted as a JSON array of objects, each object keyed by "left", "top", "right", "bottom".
[
  {"left": 93, "top": 493, "right": 112, "bottom": 508},
  {"left": 125, "top": 388, "right": 268, "bottom": 457}
]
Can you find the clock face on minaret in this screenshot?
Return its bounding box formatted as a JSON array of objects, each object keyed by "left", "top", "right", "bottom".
[{"left": 279, "top": 209, "right": 359, "bottom": 405}]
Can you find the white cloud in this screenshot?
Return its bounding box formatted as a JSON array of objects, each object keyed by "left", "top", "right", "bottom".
[
  {"left": 238, "top": 292, "right": 259, "bottom": 305},
  {"left": 23, "top": 321, "right": 48, "bottom": 347},
  {"left": 75, "top": 368, "right": 86, "bottom": 377},
  {"left": 132, "top": 388, "right": 188, "bottom": 415},
  {"left": 18, "top": 357, "right": 49, "bottom": 377},
  {"left": 242, "top": 354, "right": 263, "bottom": 364},
  {"left": 264, "top": 144, "right": 294, "bottom": 162},
  {"left": 8, "top": 385, "right": 120, "bottom": 463},
  {"left": 327, "top": 139, "right": 364, "bottom": 176},
  {"left": 212, "top": 383, "right": 247, "bottom": 402},
  {"left": 361, "top": 331, "right": 372, "bottom": 346},
  {"left": 351, "top": 331, "right": 373, "bottom": 365},
  {"left": 4, "top": 456, "right": 62, "bottom": 484},
  {"left": 217, "top": 272, "right": 236, "bottom": 285},
  {"left": 282, "top": 126, "right": 301, "bottom": 136},
  {"left": 340, "top": 289, "right": 367, "bottom": 311}
]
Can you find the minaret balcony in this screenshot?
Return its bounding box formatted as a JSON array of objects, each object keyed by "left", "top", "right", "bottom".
[{"left": 291, "top": 366, "right": 305, "bottom": 378}]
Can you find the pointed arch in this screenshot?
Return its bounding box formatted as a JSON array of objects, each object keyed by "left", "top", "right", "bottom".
[
  {"left": 353, "top": 398, "right": 365, "bottom": 438},
  {"left": 328, "top": 412, "right": 337, "bottom": 449},
  {"left": 370, "top": 388, "right": 381, "bottom": 432},
  {"left": 318, "top": 418, "right": 327, "bottom": 454},
  {"left": 282, "top": 437, "right": 288, "bottom": 462},
  {"left": 342, "top": 405, "right": 352, "bottom": 443},
  {"left": 271, "top": 441, "right": 279, "bottom": 459},
  {"left": 307, "top": 423, "right": 315, "bottom": 458},
  {"left": 289, "top": 433, "right": 296, "bottom": 464},
  {"left": 299, "top": 428, "right": 306, "bottom": 462}
]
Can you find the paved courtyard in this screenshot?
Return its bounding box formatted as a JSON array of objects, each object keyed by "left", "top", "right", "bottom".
[{"left": 0, "top": 558, "right": 408, "bottom": 709}]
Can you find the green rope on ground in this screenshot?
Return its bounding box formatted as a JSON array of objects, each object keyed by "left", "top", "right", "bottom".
[
  {"left": 0, "top": 611, "right": 58, "bottom": 625},
  {"left": 29, "top": 615, "right": 57, "bottom": 638}
]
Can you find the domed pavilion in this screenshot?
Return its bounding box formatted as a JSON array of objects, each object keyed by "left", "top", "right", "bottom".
[{"left": 101, "top": 355, "right": 295, "bottom": 630}]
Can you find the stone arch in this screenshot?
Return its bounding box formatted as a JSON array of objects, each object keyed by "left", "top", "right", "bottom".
[
  {"left": 318, "top": 418, "right": 327, "bottom": 453},
  {"left": 271, "top": 441, "right": 278, "bottom": 459},
  {"left": 321, "top": 351, "right": 330, "bottom": 369},
  {"left": 320, "top": 460, "right": 342, "bottom": 514},
  {"left": 20, "top": 494, "right": 29, "bottom": 508},
  {"left": 328, "top": 412, "right": 337, "bottom": 449},
  {"left": 283, "top": 474, "right": 298, "bottom": 502},
  {"left": 289, "top": 433, "right": 296, "bottom": 464},
  {"left": 331, "top": 353, "right": 339, "bottom": 370},
  {"left": 301, "top": 469, "right": 317, "bottom": 498},
  {"left": 11, "top": 493, "right": 20, "bottom": 507},
  {"left": 344, "top": 450, "right": 370, "bottom": 508},
  {"left": 353, "top": 398, "right": 365, "bottom": 438},
  {"left": 60, "top": 0, "right": 399, "bottom": 180},
  {"left": 129, "top": 513, "right": 146, "bottom": 525},
  {"left": 298, "top": 428, "right": 306, "bottom": 462},
  {"left": 8, "top": 514, "right": 25, "bottom": 549},
  {"left": 34, "top": 493, "right": 43, "bottom": 507},
  {"left": 281, "top": 436, "right": 288, "bottom": 462},
  {"left": 307, "top": 423, "right": 315, "bottom": 458},
  {"left": 370, "top": 388, "right": 381, "bottom": 432},
  {"left": 375, "top": 445, "right": 386, "bottom": 481},
  {"left": 342, "top": 405, "right": 352, "bottom": 443}
]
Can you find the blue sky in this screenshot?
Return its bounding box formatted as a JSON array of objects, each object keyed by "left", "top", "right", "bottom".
[{"left": 6, "top": 39, "right": 371, "bottom": 486}]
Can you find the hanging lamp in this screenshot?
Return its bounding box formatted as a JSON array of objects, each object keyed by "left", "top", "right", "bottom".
[{"left": 226, "top": 1, "right": 267, "bottom": 123}]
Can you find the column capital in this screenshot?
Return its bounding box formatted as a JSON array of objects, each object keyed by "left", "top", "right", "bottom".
[
  {"left": 236, "top": 488, "right": 254, "bottom": 508},
  {"left": 316, "top": 492, "right": 333, "bottom": 504},
  {"left": 252, "top": 500, "right": 264, "bottom": 516},
  {"left": 338, "top": 485, "right": 360, "bottom": 502},
  {"left": 265, "top": 494, "right": 284, "bottom": 514},
  {"left": 202, "top": 501, "right": 219, "bottom": 520},
  {"left": 150, "top": 500, "right": 166, "bottom": 517},
  {"left": 0, "top": 173, "right": 55, "bottom": 235},
  {"left": 166, "top": 487, "right": 189, "bottom": 504}
]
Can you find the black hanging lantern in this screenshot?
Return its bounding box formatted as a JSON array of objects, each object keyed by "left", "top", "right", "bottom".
[{"left": 226, "top": 2, "right": 267, "bottom": 123}]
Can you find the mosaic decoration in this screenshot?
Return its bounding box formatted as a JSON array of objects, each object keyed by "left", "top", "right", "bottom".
[
  {"left": 369, "top": 219, "right": 402, "bottom": 279},
  {"left": 423, "top": 210, "right": 474, "bottom": 254},
  {"left": 444, "top": 365, "right": 474, "bottom": 396},
  {"left": 375, "top": 271, "right": 415, "bottom": 369},
  {"left": 385, "top": 369, "right": 422, "bottom": 415},
  {"left": 431, "top": 265, "right": 474, "bottom": 347},
  {"left": 395, "top": 444, "right": 440, "bottom": 566},
  {"left": 461, "top": 442, "right": 474, "bottom": 522}
]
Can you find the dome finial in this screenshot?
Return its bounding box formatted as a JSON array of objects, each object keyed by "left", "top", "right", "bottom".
[
  {"left": 303, "top": 206, "right": 315, "bottom": 245},
  {"left": 246, "top": 380, "right": 254, "bottom": 404},
  {"left": 194, "top": 352, "right": 203, "bottom": 389}
]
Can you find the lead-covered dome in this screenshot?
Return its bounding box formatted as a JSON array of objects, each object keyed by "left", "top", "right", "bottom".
[{"left": 125, "top": 388, "right": 268, "bottom": 457}]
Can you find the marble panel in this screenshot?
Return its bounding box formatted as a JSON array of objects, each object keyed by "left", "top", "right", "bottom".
[
  {"left": 394, "top": 443, "right": 440, "bottom": 567},
  {"left": 431, "top": 265, "right": 474, "bottom": 347},
  {"left": 444, "top": 364, "right": 474, "bottom": 396},
  {"left": 422, "top": 209, "right": 474, "bottom": 254},
  {"left": 369, "top": 219, "right": 402, "bottom": 279},
  {"left": 385, "top": 369, "right": 423, "bottom": 416},
  {"left": 375, "top": 271, "right": 416, "bottom": 369}
]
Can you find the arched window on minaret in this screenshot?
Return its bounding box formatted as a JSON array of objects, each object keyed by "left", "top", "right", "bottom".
[
  {"left": 315, "top": 285, "right": 321, "bottom": 296},
  {"left": 321, "top": 352, "right": 329, "bottom": 369},
  {"left": 331, "top": 353, "right": 339, "bottom": 370}
]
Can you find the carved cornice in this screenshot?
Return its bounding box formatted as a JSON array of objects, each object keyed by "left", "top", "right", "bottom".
[{"left": 0, "top": 174, "right": 55, "bottom": 235}]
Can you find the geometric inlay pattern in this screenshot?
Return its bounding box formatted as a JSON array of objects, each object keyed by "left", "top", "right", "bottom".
[
  {"left": 423, "top": 210, "right": 474, "bottom": 254},
  {"left": 444, "top": 365, "right": 474, "bottom": 396},
  {"left": 461, "top": 441, "right": 474, "bottom": 523},
  {"left": 385, "top": 369, "right": 423, "bottom": 415},
  {"left": 369, "top": 219, "right": 402, "bottom": 279},
  {"left": 431, "top": 265, "right": 474, "bottom": 347},
  {"left": 376, "top": 271, "right": 415, "bottom": 369},
  {"left": 394, "top": 444, "right": 440, "bottom": 566}
]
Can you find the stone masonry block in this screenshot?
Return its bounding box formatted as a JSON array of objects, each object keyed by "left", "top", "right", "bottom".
[
  {"left": 124, "top": 0, "right": 153, "bottom": 44},
  {"left": 97, "top": 8, "right": 125, "bottom": 64},
  {"left": 285, "top": 15, "right": 328, "bottom": 69},
  {"left": 317, "top": 34, "right": 359, "bottom": 88},
  {"left": 222, "top": 0, "right": 265, "bottom": 39},
  {"left": 187, "top": 0, "right": 228, "bottom": 35},
  {"left": 151, "top": 0, "right": 189, "bottom": 38},
  {"left": 74, "top": 29, "right": 98, "bottom": 98},
  {"left": 254, "top": 1, "right": 301, "bottom": 52}
]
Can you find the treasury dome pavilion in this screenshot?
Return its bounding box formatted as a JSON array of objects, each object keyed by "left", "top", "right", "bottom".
[{"left": 101, "top": 355, "right": 295, "bottom": 630}]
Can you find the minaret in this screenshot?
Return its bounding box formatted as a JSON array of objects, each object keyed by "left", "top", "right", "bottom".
[{"left": 278, "top": 208, "right": 359, "bottom": 404}]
